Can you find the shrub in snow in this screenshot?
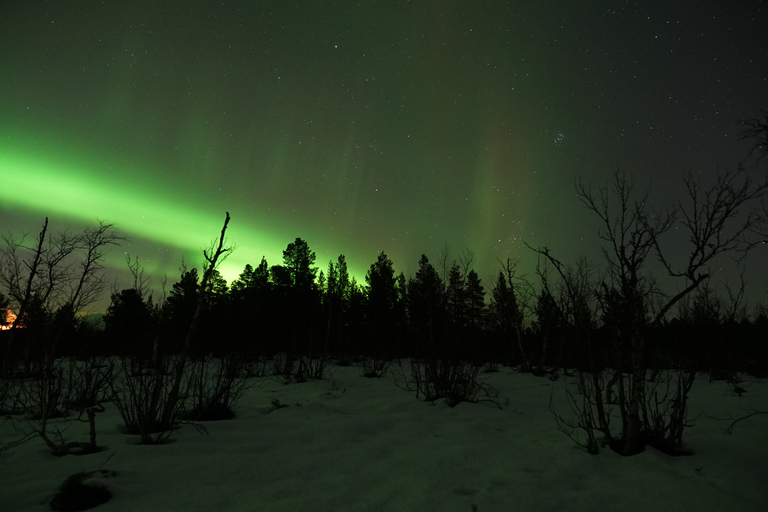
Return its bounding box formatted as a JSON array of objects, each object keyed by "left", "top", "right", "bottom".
[
  {"left": 0, "top": 349, "right": 113, "bottom": 457},
  {"left": 0, "top": 414, "right": 36, "bottom": 457},
  {"left": 334, "top": 354, "right": 355, "bottom": 367},
  {"left": 271, "top": 353, "right": 296, "bottom": 378},
  {"left": 358, "top": 356, "right": 392, "bottom": 378},
  {"left": 550, "top": 370, "right": 611, "bottom": 455},
  {"left": 109, "top": 356, "right": 189, "bottom": 444},
  {"left": 640, "top": 369, "right": 696, "bottom": 455},
  {"left": 398, "top": 358, "right": 501, "bottom": 408},
  {"left": 57, "top": 356, "right": 112, "bottom": 454},
  {"left": 15, "top": 359, "right": 109, "bottom": 456},
  {"left": 268, "top": 398, "right": 289, "bottom": 413},
  {"left": 724, "top": 373, "right": 747, "bottom": 397},
  {"left": 296, "top": 355, "right": 329, "bottom": 380},
  {"left": 241, "top": 356, "right": 271, "bottom": 378},
  {"left": 19, "top": 366, "right": 66, "bottom": 421},
  {"left": 50, "top": 470, "right": 114, "bottom": 512},
  {"left": 272, "top": 353, "right": 330, "bottom": 383},
  {"left": 551, "top": 367, "right": 696, "bottom": 456},
  {"left": 181, "top": 354, "right": 253, "bottom": 421}
]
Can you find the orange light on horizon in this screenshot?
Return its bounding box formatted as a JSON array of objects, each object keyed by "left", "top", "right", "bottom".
[{"left": 0, "top": 308, "right": 21, "bottom": 330}]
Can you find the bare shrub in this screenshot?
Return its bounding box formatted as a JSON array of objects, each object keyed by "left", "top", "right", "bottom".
[
  {"left": 553, "top": 367, "right": 697, "bottom": 456},
  {"left": 273, "top": 353, "right": 329, "bottom": 383},
  {"left": 16, "top": 364, "right": 82, "bottom": 455},
  {"left": 182, "top": 354, "right": 254, "bottom": 421},
  {"left": 400, "top": 358, "right": 502, "bottom": 408},
  {"left": 58, "top": 356, "right": 113, "bottom": 454},
  {"left": 271, "top": 352, "right": 296, "bottom": 378},
  {"left": 109, "top": 356, "right": 190, "bottom": 444},
  {"left": 641, "top": 369, "right": 697, "bottom": 455},
  {"left": 550, "top": 370, "right": 613, "bottom": 454},
  {"left": 50, "top": 469, "right": 114, "bottom": 512},
  {"left": 0, "top": 412, "right": 35, "bottom": 457},
  {"left": 358, "top": 356, "right": 392, "bottom": 378},
  {"left": 1, "top": 357, "right": 112, "bottom": 456},
  {"left": 241, "top": 355, "right": 271, "bottom": 378},
  {"left": 296, "top": 354, "right": 329, "bottom": 381}
]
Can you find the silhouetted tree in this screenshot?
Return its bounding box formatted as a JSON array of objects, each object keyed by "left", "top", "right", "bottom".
[
  {"left": 465, "top": 270, "right": 485, "bottom": 332},
  {"left": 488, "top": 261, "right": 527, "bottom": 369},
  {"left": 464, "top": 270, "right": 486, "bottom": 363},
  {"left": 0, "top": 219, "right": 122, "bottom": 377},
  {"left": 273, "top": 238, "right": 321, "bottom": 375},
  {"left": 533, "top": 287, "right": 563, "bottom": 371},
  {"left": 535, "top": 163, "right": 765, "bottom": 456},
  {"left": 346, "top": 277, "right": 367, "bottom": 355},
  {"left": 740, "top": 110, "right": 768, "bottom": 161},
  {"left": 0, "top": 292, "right": 9, "bottom": 326},
  {"left": 322, "top": 254, "right": 352, "bottom": 356},
  {"left": 229, "top": 257, "right": 272, "bottom": 356},
  {"left": 365, "top": 252, "right": 400, "bottom": 359},
  {"left": 104, "top": 288, "right": 155, "bottom": 358},
  {"left": 230, "top": 264, "right": 254, "bottom": 295},
  {"left": 407, "top": 255, "right": 445, "bottom": 356},
  {"left": 163, "top": 211, "right": 232, "bottom": 429},
  {"left": 446, "top": 264, "right": 466, "bottom": 325},
  {"left": 162, "top": 268, "right": 200, "bottom": 351},
  {"left": 283, "top": 238, "right": 318, "bottom": 292}
]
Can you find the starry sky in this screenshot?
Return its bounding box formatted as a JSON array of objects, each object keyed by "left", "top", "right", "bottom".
[{"left": 2, "top": 1, "right": 767, "bottom": 312}]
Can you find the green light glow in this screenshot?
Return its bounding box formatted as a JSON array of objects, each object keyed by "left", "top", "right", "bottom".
[
  {"left": 2, "top": 1, "right": 765, "bottom": 312},
  {"left": 0, "top": 139, "right": 367, "bottom": 288}
]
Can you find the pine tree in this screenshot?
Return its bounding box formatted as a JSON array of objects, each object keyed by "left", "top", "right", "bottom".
[
  {"left": 489, "top": 269, "right": 526, "bottom": 369},
  {"left": 282, "top": 238, "right": 318, "bottom": 292},
  {"left": 365, "top": 252, "right": 399, "bottom": 357},
  {"left": 465, "top": 270, "right": 486, "bottom": 332},
  {"left": 407, "top": 255, "right": 445, "bottom": 356}
]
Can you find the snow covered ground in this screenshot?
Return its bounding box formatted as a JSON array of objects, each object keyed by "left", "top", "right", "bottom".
[{"left": 2, "top": 362, "right": 766, "bottom": 512}]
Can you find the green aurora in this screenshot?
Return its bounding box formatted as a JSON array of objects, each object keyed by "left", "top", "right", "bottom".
[
  {"left": 2, "top": 2, "right": 766, "bottom": 311},
  {"left": 0, "top": 134, "right": 343, "bottom": 288}
]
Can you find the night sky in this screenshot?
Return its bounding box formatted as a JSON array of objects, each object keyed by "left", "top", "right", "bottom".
[{"left": 2, "top": 1, "right": 766, "bottom": 311}]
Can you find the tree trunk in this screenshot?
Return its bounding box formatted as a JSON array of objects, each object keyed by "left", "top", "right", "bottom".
[
  {"left": 161, "top": 213, "right": 230, "bottom": 427},
  {"left": 514, "top": 325, "right": 528, "bottom": 371},
  {"left": 1, "top": 218, "right": 48, "bottom": 377},
  {"left": 592, "top": 371, "right": 612, "bottom": 439},
  {"left": 622, "top": 331, "right": 645, "bottom": 455}
]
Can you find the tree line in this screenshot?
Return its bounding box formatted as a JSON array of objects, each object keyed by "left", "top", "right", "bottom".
[{"left": 92, "top": 232, "right": 766, "bottom": 374}]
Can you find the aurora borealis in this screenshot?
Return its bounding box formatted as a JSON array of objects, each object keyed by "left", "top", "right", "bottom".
[{"left": 2, "top": 2, "right": 767, "bottom": 311}]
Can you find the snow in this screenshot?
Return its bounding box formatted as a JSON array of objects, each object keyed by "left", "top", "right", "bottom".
[{"left": 2, "top": 363, "right": 767, "bottom": 512}]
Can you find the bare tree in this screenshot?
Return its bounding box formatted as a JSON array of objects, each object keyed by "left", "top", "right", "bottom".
[
  {"left": 457, "top": 248, "right": 477, "bottom": 280},
  {"left": 0, "top": 219, "right": 122, "bottom": 377},
  {"left": 652, "top": 168, "right": 764, "bottom": 320},
  {"left": 108, "top": 213, "right": 233, "bottom": 443},
  {"left": 161, "top": 212, "right": 231, "bottom": 427},
  {"left": 738, "top": 112, "right": 768, "bottom": 246},
  {"left": 739, "top": 110, "right": 768, "bottom": 163},
  {"left": 575, "top": 169, "right": 674, "bottom": 455},
  {"left": 0, "top": 219, "right": 121, "bottom": 454},
  {"left": 489, "top": 258, "right": 531, "bottom": 370},
  {"left": 534, "top": 164, "right": 764, "bottom": 455},
  {"left": 0, "top": 218, "right": 49, "bottom": 376}
]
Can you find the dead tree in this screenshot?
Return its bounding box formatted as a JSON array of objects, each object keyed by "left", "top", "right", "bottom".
[
  {"left": 739, "top": 110, "right": 768, "bottom": 163},
  {"left": 0, "top": 218, "right": 48, "bottom": 377},
  {"left": 575, "top": 169, "right": 673, "bottom": 455},
  {"left": 0, "top": 219, "right": 122, "bottom": 377},
  {"left": 0, "top": 219, "right": 121, "bottom": 454},
  {"left": 160, "top": 212, "right": 231, "bottom": 427},
  {"left": 535, "top": 164, "right": 764, "bottom": 455}
]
